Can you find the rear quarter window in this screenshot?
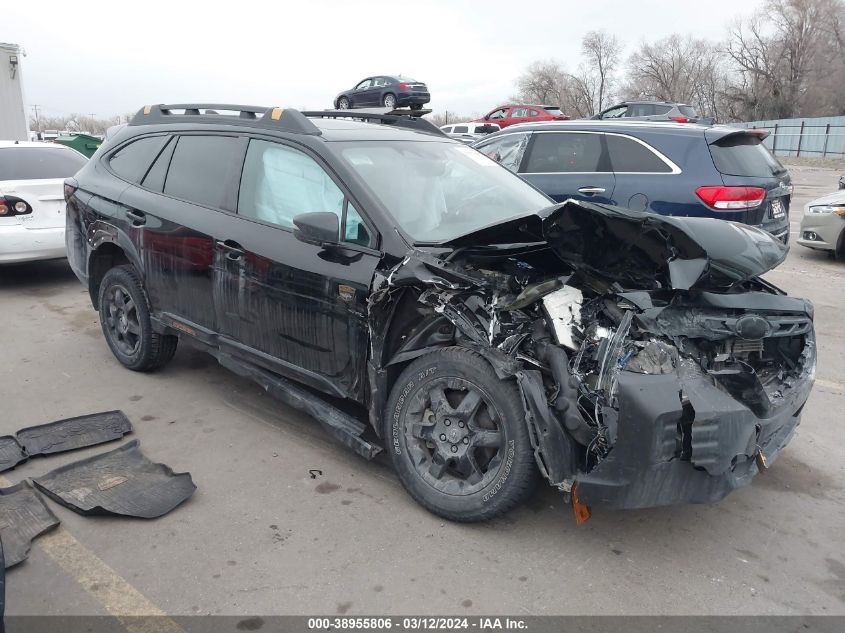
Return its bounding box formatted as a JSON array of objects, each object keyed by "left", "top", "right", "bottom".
[
  {"left": 0, "top": 146, "right": 87, "bottom": 180},
  {"left": 606, "top": 135, "right": 673, "bottom": 173},
  {"left": 709, "top": 135, "right": 786, "bottom": 178},
  {"left": 108, "top": 136, "right": 167, "bottom": 183}
]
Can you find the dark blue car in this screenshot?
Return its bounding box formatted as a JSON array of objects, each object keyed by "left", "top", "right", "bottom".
[
  {"left": 334, "top": 76, "right": 430, "bottom": 111},
  {"left": 472, "top": 120, "right": 792, "bottom": 242}
]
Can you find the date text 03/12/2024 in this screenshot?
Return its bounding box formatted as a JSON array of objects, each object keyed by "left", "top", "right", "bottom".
[{"left": 307, "top": 617, "right": 529, "bottom": 630}]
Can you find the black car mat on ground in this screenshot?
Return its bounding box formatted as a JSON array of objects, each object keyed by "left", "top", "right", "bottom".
[
  {"left": 0, "top": 411, "right": 133, "bottom": 476},
  {"left": 0, "top": 438, "right": 26, "bottom": 473},
  {"left": 0, "top": 481, "right": 59, "bottom": 568},
  {"left": 16, "top": 410, "right": 132, "bottom": 457},
  {"left": 32, "top": 440, "right": 196, "bottom": 519}
]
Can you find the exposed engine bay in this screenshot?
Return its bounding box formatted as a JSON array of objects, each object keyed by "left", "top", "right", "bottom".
[{"left": 367, "top": 201, "right": 816, "bottom": 510}]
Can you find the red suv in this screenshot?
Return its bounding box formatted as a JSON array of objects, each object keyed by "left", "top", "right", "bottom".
[{"left": 473, "top": 104, "right": 569, "bottom": 129}]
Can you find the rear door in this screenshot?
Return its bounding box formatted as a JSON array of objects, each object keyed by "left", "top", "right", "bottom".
[
  {"left": 118, "top": 134, "right": 244, "bottom": 334},
  {"left": 216, "top": 136, "right": 380, "bottom": 399},
  {"left": 518, "top": 131, "right": 616, "bottom": 204},
  {"left": 0, "top": 146, "right": 87, "bottom": 229},
  {"left": 605, "top": 133, "right": 679, "bottom": 211}
]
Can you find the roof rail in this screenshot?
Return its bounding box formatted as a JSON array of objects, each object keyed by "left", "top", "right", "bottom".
[
  {"left": 301, "top": 108, "right": 445, "bottom": 137},
  {"left": 129, "top": 104, "right": 322, "bottom": 136}
]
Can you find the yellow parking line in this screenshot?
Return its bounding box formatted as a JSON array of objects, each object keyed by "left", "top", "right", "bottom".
[{"left": 0, "top": 475, "right": 185, "bottom": 633}]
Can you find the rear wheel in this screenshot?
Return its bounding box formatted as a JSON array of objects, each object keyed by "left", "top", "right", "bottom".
[
  {"left": 384, "top": 347, "right": 537, "bottom": 522},
  {"left": 98, "top": 265, "right": 177, "bottom": 372},
  {"left": 383, "top": 93, "right": 396, "bottom": 109},
  {"left": 337, "top": 97, "right": 350, "bottom": 109}
]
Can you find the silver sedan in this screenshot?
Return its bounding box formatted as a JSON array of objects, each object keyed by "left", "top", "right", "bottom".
[{"left": 797, "top": 189, "right": 845, "bottom": 257}]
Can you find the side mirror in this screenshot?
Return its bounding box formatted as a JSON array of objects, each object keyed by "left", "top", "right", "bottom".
[
  {"left": 293, "top": 212, "right": 339, "bottom": 247},
  {"left": 483, "top": 115, "right": 490, "bottom": 120}
]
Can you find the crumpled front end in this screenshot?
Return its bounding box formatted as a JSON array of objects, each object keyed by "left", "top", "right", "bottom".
[{"left": 368, "top": 200, "right": 816, "bottom": 511}]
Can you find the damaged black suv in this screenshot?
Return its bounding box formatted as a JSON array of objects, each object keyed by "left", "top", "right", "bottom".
[{"left": 65, "top": 103, "right": 816, "bottom": 522}]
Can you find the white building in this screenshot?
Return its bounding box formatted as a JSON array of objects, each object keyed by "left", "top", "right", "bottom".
[{"left": 0, "top": 42, "right": 29, "bottom": 141}]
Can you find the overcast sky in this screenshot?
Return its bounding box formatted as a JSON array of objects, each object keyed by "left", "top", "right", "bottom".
[{"left": 5, "top": 0, "right": 758, "bottom": 120}]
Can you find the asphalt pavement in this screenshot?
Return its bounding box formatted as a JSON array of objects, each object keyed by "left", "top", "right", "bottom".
[{"left": 1, "top": 165, "right": 843, "bottom": 617}]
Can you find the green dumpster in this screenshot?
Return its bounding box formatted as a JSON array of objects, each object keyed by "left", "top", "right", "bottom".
[{"left": 55, "top": 134, "right": 102, "bottom": 158}]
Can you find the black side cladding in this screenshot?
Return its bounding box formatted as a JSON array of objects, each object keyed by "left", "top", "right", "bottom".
[
  {"left": 32, "top": 440, "right": 195, "bottom": 519},
  {"left": 16, "top": 410, "right": 132, "bottom": 456},
  {"left": 0, "top": 481, "right": 59, "bottom": 568}
]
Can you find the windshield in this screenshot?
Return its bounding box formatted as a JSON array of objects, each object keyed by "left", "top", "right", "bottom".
[
  {"left": 678, "top": 105, "right": 698, "bottom": 117},
  {"left": 0, "top": 146, "right": 87, "bottom": 180},
  {"left": 710, "top": 134, "right": 787, "bottom": 178},
  {"left": 338, "top": 141, "right": 552, "bottom": 243}
]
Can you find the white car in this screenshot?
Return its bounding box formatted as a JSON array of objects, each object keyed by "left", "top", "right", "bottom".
[
  {"left": 0, "top": 141, "right": 87, "bottom": 264},
  {"left": 440, "top": 122, "right": 501, "bottom": 144}
]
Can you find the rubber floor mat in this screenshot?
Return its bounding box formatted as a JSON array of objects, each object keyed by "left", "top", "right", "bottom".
[
  {"left": 0, "top": 481, "right": 59, "bottom": 568},
  {"left": 32, "top": 440, "right": 196, "bottom": 519},
  {"left": 17, "top": 410, "right": 132, "bottom": 456},
  {"left": 0, "top": 437, "right": 26, "bottom": 473}
]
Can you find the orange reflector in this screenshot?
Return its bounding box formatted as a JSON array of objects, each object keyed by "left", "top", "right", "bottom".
[
  {"left": 143, "top": 105, "right": 152, "bottom": 115},
  {"left": 270, "top": 107, "right": 283, "bottom": 121},
  {"left": 837, "top": 208, "right": 845, "bottom": 218},
  {"left": 571, "top": 484, "right": 591, "bottom": 525},
  {"left": 756, "top": 450, "right": 768, "bottom": 470}
]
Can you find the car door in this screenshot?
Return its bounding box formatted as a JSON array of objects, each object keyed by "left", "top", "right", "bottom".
[
  {"left": 604, "top": 133, "right": 678, "bottom": 212},
  {"left": 118, "top": 134, "right": 243, "bottom": 335},
  {"left": 353, "top": 78, "right": 376, "bottom": 106},
  {"left": 517, "top": 131, "right": 616, "bottom": 204},
  {"left": 485, "top": 107, "right": 509, "bottom": 127},
  {"left": 508, "top": 107, "right": 530, "bottom": 126},
  {"left": 214, "top": 137, "right": 379, "bottom": 399}
]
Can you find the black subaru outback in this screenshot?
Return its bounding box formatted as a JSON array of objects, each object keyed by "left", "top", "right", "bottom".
[{"left": 65, "top": 103, "right": 815, "bottom": 522}]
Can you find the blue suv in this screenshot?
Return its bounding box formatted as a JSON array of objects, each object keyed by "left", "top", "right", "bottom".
[{"left": 472, "top": 121, "right": 792, "bottom": 243}]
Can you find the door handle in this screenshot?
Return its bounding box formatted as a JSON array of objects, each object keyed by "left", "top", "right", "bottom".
[
  {"left": 216, "top": 239, "right": 245, "bottom": 261},
  {"left": 125, "top": 209, "right": 146, "bottom": 225},
  {"left": 578, "top": 187, "right": 606, "bottom": 195}
]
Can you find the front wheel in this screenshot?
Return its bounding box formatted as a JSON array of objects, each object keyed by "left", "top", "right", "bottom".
[
  {"left": 337, "top": 97, "right": 350, "bottom": 109},
  {"left": 98, "top": 265, "right": 177, "bottom": 372},
  {"left": 382, "top": 93, "right": 397, "bottom": 109},
  {"left": 384, "top": 347, "right": 538, "bottom": 522}
]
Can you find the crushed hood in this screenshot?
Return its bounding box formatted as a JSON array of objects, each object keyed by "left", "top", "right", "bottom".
[{"left": 445, "top": 200, "right": 788, "bottom": 290}]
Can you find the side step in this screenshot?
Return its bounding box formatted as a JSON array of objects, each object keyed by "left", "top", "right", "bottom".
[{"left": 216, "top": 353, "right": 383, "bottom": 460}]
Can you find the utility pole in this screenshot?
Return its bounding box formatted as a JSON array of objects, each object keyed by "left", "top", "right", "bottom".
[{"left": 31, "top": 104, "right": 41, "bottom": 133}]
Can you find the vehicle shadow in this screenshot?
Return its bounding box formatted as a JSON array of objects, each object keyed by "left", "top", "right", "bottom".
[{"left": 0, "top": 259, "right": 77, "bottom": 292}]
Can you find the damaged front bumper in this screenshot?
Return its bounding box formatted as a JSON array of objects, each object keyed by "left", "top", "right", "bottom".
[{"left": 574, "top": 348, "right": 814, "bottom": 509}]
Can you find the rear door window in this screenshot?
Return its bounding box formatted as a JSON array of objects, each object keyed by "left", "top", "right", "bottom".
[
  {"left": 163, "top": 135, "right": 241, "bottom": 209},
  {"left": 522, "top": 132, "right": 608, "bottom": 173},
  {"left": 108, "top": 136, "right": 167, "bottom": 182},
  {"left": 606, "top": 135, "right": 673, "bottom": 173},
  {"left": 709, "top": 135, "right": 786, "bottom": 177},
  {"left": 141, "top": 137, "right": 175, "bottom": 192},
  {"left": 0, "top": 146, "right": 87, "bottom": 180}
]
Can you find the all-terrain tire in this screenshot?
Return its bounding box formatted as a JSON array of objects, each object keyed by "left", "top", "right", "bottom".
[
  {"left": 384, "top": 347, "right": 538, "bottom": 522},
  {"left": 98, "top": 265, "right": 178, "bottom": 372}
]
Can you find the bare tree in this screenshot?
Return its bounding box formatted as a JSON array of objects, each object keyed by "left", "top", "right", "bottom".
[
  {"left": 725, "top": 0, "right": 845, "bottom": 119},
  {"left": 577, "top": 30, "right": 623, "bottom": 114},
  {"left": 625, "top": 34, "right": 727, "bottom": 118}
]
